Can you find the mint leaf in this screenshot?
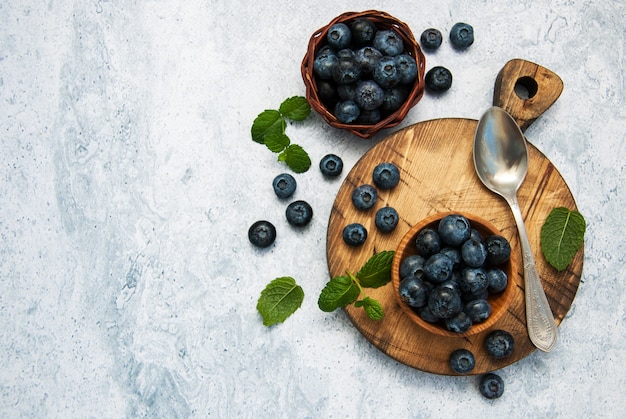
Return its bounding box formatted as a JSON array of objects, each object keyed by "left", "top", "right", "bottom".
[
  {"left": 264, "top": 133, "right": 290, "bottom": 153},
  {"left": 318, "top": 275, "right": 360, "bottom": 312},
  {"left": 251, "top": 110, "right": 285, "bottom": 144},
  {"left": 279, "top": 96, "right": 311, "bottom": 121},
  {"left": 278, "top": 144, "right": 311, "bottom": 173},
  {"left": 355, "top": 297, "right": 384, "bottom": 320},
  {"left": 257, "top": 277, "right": 304, "bottom": 326},
  {"left": 356, "top": 250, "right": 395, "bottom": 288},
  {"left": 540, "top": 207, "right": 586, "bottom": 271}
]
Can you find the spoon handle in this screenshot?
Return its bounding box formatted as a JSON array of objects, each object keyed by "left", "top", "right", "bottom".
[{"left": 506, "top": 195, "right": 558, "bottom": 352}]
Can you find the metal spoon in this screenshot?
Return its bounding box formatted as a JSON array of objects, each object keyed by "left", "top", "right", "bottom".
[{"left": 473, "top": 106, "right": 557, "bottom": 352}]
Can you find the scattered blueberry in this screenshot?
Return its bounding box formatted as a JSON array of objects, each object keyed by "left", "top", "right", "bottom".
[
  {"left": 313, "top": 46, "right": 338, "bottom": 80},
  {"left": 342, "top": 223, "right": 367, "bottom": 246},
  {"left": 351, "top": 184, "right": 378, "bottom": 210},
  {"left": 415, "top": 228, "right": 441, "bottom": 257},
  {"left": 485, "top": 330, "right": 515, "bottom": 359},
  {"left": 487, "top": 268, "right": 508, "bottom": 294},
  {"left": 428, "top": 285, "right": 462, "bottom": 319},
  {"left": 248, "top": 220, "right": 276, "bottom": 248},
  {"left": 424, "top": 253, "right": 454, "bottom": 284},
  {"left": 449, "top": 22, "right": 474, "bottom": 49},
  {"left": 332, "top": 57, "right": 362, "bottom": 85},
  {"left": 319, "top": 154, "right": 343, "bottom": 177},
  {"left": 394, "top": 54, "right": 418, "bottom": 85},
  {"left": 479, "top": 373, "right": 504, "bottom": 399},
  {"left": 420, "top": 28, "right": 443, "bottom": 50},
  {"left": 425, "top": 66, "right": 453, "bottom": 92},
  {"left": 375, "top": 206, "right": 399, "bottom": 233},
  {"left": 399, "top": 276, "right": 428, "bottom": 308},
  {"left": 373, "top": 56, "right": 400, "bottom": 89},
  {"left": 272, "top": 173, "right": 296, "bottom": 199},
  {"left": 285, "top": 200, "right": 313, "bottom": 227},
  {"left": 445, "top": 311, "right": 473, "bottom": 333},
  {"left": 449, "top": 349, "right": 475, "bottom": 374},
  {"left": 464, "top": 298, "right": 492, "bottom": 323},
  {"left": 372, "top": 162, "right": 400, "bottom": 189},
  {"left": 484, "top": 235, "right": 511, "bottom": 265},
  {"left": 354, "top": 80, "right": 384, "bottom": 111},
  {"left": 350, "top": 18, "right": 377, "bottom": 46},
  {"left": 373, "top": 29, "right": 404, "bottom": 56},
  {"left": 326, "top": 23, "right": 352, "bottom": 50},
  {"left": 399, "top": 254, "right": 426, "bottom": 279},
  {"left": 461, "top": 238, "right": 487, "bottom": 267},
  {"left": 438, "top": 214, "right": 471, "bottom": 246},
  {"left": 334, "top": 100, "right": 361, "bottom": 123}
]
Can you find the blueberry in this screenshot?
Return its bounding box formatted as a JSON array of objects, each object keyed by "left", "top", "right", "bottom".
[
  {"left": 440, "top": 247, "right": 462, "bottom": 269},
  {"left": 424, "top": 253, "right": 454, "bottom": 284},
  {"left": 439, "top": 278, "right": 461, "bottom": 294},
  {"left": 399, "top": 254, "right": 426, "bottom": 279},
  {"left": 464, "top": 298, "right": 492, "bottom": 323},
  {"left": 337, "top": 48, "right": 355, "bottom": 59},
  {"left": 272, "top": 173, "right": 296, "bottom": 199},
  {"left": 337, "top": 83, "right": 357, "bottom": 101},
  {"left": 375, "top": 206, "right": 399, "bottom": 233},
  {"left": 372, "top": 162, "right": 400, "bottom": 189},
  {"left": 351, "top": 184, "right": 377, "bottom": 210},
  {"left": 351, "top": 18, "right": 377, "bottom": 46},
  {"left": 417, "top": 305, "right": 439, "bottom": 323},
  {"left": 470, "top": 228, "right": 483, "bottom": 242},
  {"left": 449, "top": 349, "right": 475, "bottom": 374},
  {"left": 285, "top": 200, "right": 313, "bottom": 227},
  {"left": 415, "top": 228, "right": 441, "bottom": 257},
  {"left": 343, "top": 223, "right": 367, "bottom": 246},
  {"left": 485, "top": 330, "right": 515, "bottom": 359},
  {"left": 248, "top": 220, "right": 276, "bottom": 248},
  {"left": 484, "top": 235, "right": 511, "bottom": 265},
  {"left": 373, "top": 29, "right": 404, "bottom": 56},
  {"left": 380, "top": 85, "right": 409, "bottom": 115},
  {"left": 357, "top": 109, "right": 381, "bottom": 124},
  {"left": 354, "top": 80, "right": 384, "bottom": 111},
  {"left": 319, "top": 154, "right": 343, "bottom": 177},
  {"left": 425, "top": 66, "right": 453, "bottom": 92},
  {"left": 449, "top": 22, "right": 474, "bottom": 49},
  {"left": 461, "top": 238, "right": 487, "bottom": 267},
  {"left": 420, "top": 28, "right": 443, "bottom": 50},
  {"left": 428, "top": 285, "right": 462, "bottom": 319},
  {"left": 479, "top": 373, "right": 504, "bottom": 399},
  {"left": 334, "top": 100, "right": 361, "bottom": 123},
  {"left": 327, "top": 23, "right": 352, "bottom": 50},
  {"left": 487, "top": 268, "right": 508, "bottom": 294},
  {"left": 373, "top": 56, "right": 400, "bottom": 89},
  {"left": 317, "top": 79, "right": 338, "bottom": 108},
  {"left": 459, "top": 267, "right": 489, "bottom": 295},
  {"left": 332, "top": 57, "right": 362, "bottom": 85},
  {"left": 445, "top": 311, "right": 473, "bottom": 333},
  {"left": 355, "top": 46, "right": 383, "bottom": 74},
  {"left": 438, "top": 214, "right": 471, "bottom": 246},
  {"left": 313, "top": 46, "right": 338, "bottom": 80},
  {"left": 399, "top": 276, "right": 428, "bottom": 308},
  {"left": 394, "top": 54, "right": 418, "bottom": 85}
]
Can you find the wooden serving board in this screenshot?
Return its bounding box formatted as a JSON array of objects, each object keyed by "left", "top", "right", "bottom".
[{"left": 325, "top": 59, "right": 584, "bottom": 375}]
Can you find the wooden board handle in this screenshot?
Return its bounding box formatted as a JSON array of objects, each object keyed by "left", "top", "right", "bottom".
[{"left": 493, "top": 59, "right": 564, "bottom": 132}]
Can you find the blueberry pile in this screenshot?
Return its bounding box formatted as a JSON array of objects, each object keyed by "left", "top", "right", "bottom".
[
  {"left": 313, "top": 19, "right": 419, "bottom": 125},
  {"left": 398, "top": 213, "right": 511, "bottom": 333},
  {"left": 343, "top": 162, "right": 401, "bottom": 246}
]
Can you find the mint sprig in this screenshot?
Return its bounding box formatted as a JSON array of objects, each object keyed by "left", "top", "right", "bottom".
[
  {"left": 318, "top": 250, "right": 394, "bottom": 320},
  {"left": 251, "top": 96, "right": 312, "bottom": 173},
  {"left": 540, "top": 207, "right": 586, "bottom": 271},
  {"left": 257, "top": 276, "right": 305, "bottom": 326}
]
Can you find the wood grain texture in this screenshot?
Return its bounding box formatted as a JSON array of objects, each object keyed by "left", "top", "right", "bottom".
[{"left": 325, "top": 60, "right": 582, "bottom": 375}]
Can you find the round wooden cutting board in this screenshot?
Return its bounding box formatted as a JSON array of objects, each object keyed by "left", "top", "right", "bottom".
[{"left": 325, "top": 59, "right": 584, "bottom": 375}]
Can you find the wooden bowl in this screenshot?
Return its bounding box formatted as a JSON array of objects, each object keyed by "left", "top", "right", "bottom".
[
  {"left": 301, "top": 10, "right": 426, "bottom": 139},
  {"left": 391, "top": 212, "right": 517, "bottom": 338}
]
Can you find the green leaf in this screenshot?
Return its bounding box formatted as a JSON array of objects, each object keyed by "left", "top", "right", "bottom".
[
  {"left": 540, "top": 207, "right": 586, "bottom": 271},
  {"left": 257, "top": 277, "right": 304, "bottom": 326},
  {"left": 356, "top": 250, "right": 395, "bottom": 288},
  {"left": 264, "top": 133, "right": 290, "bottom": 153},
  {"left": 355, "top": 297, "right": 384, "bottom": 320},
  {"left": 251, "top": 110, "right": 285, "bottom": 144},
  {"left": 318, "top": 275, "right": 360, "bottom": 312},
  {"left": 279, "top": 96, "right": 311, "bottom": 121},
  {"left": 278, "top": 144, "right": 311, "bottom": 173}
]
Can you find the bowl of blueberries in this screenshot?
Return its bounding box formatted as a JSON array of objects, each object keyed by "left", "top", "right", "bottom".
[
  {"left": 301, "top": 10, "right": 426, "bottom": 139},
  {"left": 391, "top": 212, "right": 517, "bottom": 337}
]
